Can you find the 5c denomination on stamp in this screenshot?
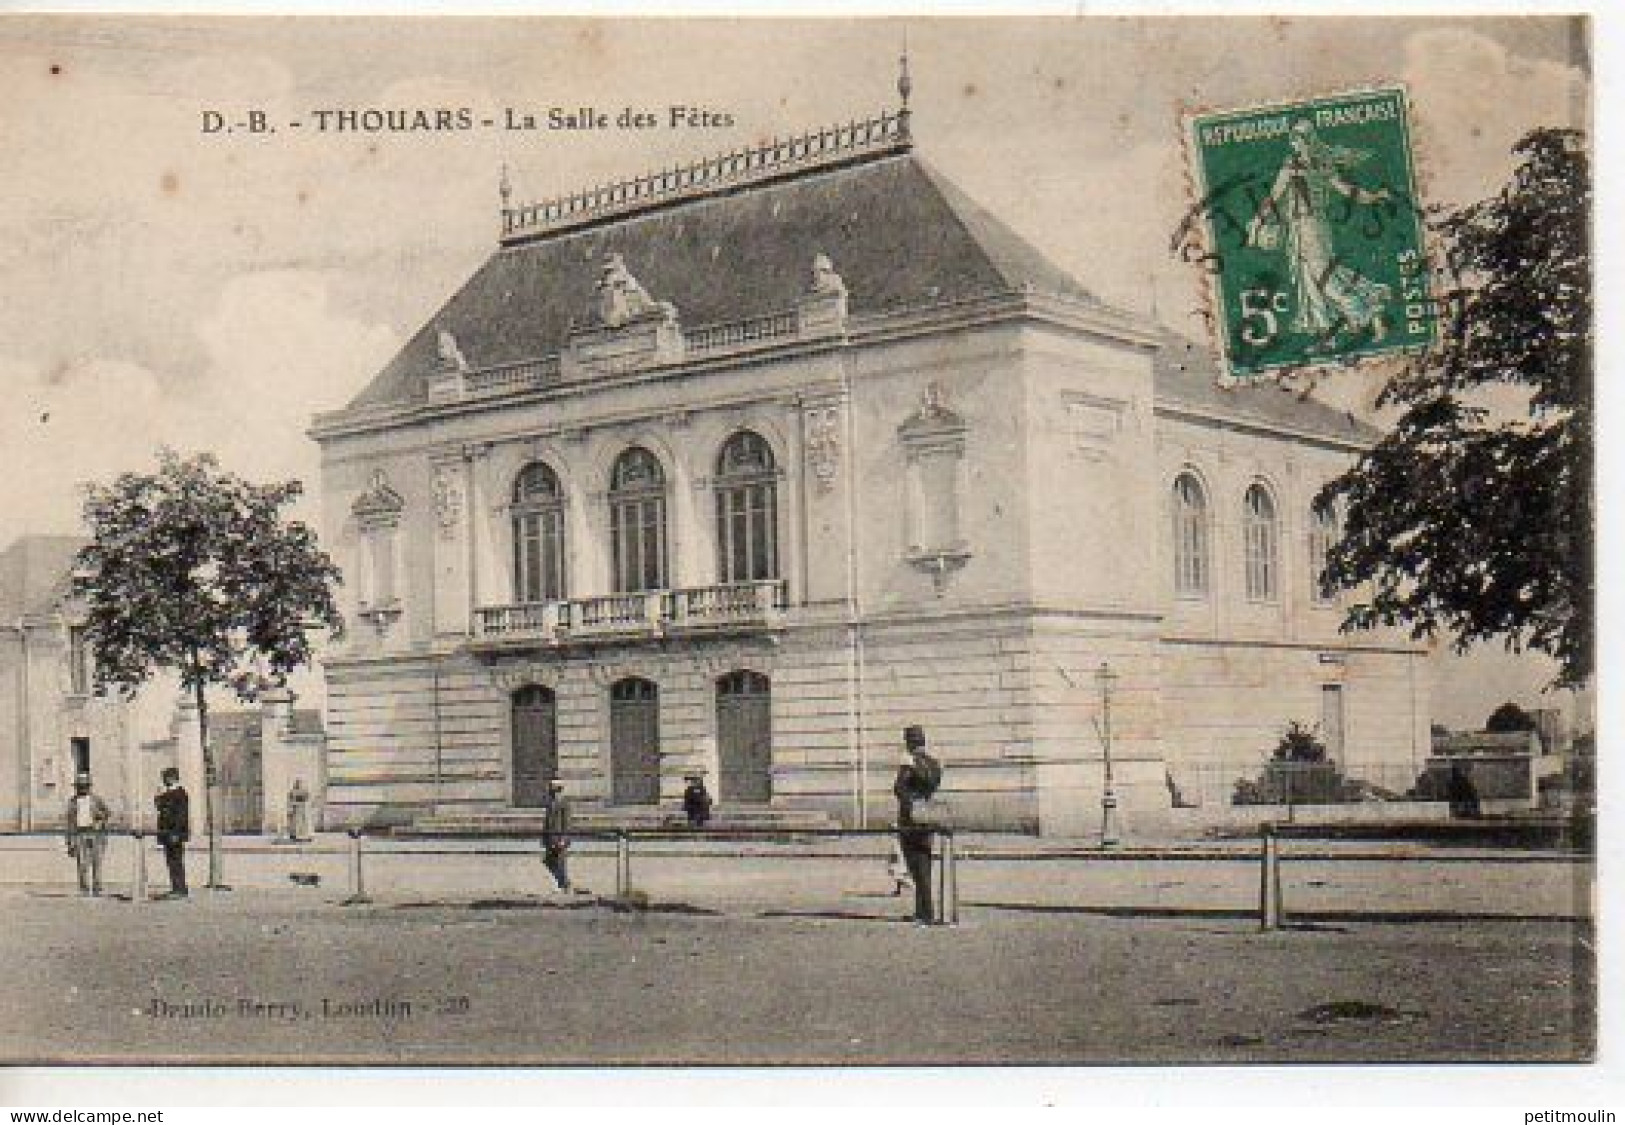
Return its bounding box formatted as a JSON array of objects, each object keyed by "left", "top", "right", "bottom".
[{"left": 1182, "top": 86, "right": 1433, "bottom": 381}]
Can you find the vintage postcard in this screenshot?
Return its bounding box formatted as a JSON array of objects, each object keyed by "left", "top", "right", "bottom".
[{"left": 0, "top": 14, "right": 1594, "bottom": 1075}]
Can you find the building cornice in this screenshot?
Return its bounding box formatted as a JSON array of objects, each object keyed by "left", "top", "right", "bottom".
[
  {"left": 310, "top": 287, "right": 1158, "bottom": 446},
  {"left": 1153, "top": 401, "right": 1377, "bottom": 455}
]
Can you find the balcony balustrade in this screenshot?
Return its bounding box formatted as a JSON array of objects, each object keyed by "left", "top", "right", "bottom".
[{"left": 472, "top": 579, "right": 787, "bottom": 645}]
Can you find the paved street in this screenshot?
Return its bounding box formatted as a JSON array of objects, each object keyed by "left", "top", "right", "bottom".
[{"left": 0, "top": 836, "right": 1593, "bottom": 1065}]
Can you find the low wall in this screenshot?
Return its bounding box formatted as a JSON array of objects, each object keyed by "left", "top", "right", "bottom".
[{"left": 1170, "top": 800, "right": 1453, "bottom": 832}]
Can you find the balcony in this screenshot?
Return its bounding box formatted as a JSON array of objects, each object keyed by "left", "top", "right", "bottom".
[{"left": 472, "top": 580, "right": 788, "bottom": 647}]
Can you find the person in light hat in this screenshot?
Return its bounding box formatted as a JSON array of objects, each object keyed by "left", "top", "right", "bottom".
[{"left": 64, "top": 773, "right": 111, "bottom": 897}]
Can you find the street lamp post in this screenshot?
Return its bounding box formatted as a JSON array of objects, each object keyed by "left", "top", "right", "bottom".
[{"left": 1096, "top": 662, "right": 1120, "bottom": 849}]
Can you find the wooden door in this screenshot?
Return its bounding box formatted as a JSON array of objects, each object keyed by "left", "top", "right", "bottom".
[
  {"left": 512, "top": 685, "right": 558, "bottom": 808},
  {"left": 610, "top": 678, "right": 661, "bottom": 805},
  {"left": 716, "top": 670, "right": 772, "bottom": 803}
]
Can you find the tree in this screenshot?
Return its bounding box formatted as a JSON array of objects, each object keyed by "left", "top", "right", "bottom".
[
  {"left": 1272, "top": 720, "right": 1328, "bottom": 763},
  {"left": 77, "top": 450, "right": 344, "bottom": 888},
  {"left": 1317, "top": 128, "right": 1592, "bottom": 688},
  {"left": 1485, "top": 701, "right": 1536, "bottom": 733}
]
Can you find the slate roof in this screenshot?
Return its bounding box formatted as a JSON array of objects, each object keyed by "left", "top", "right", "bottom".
[
  {"left": 0, "top": 535, "right": 85, "bottom": 620},
  {"left": 347, "top": 152, "right": 1099, "bottom": 411},
  {"left": 1152, "top": 331, "right": 1382, "bottom": 444},
  {"left": 345, "top": 147, "right": 1380, "bottom": 446}
]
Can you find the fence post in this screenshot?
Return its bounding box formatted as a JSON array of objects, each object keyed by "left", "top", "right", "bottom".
[
  {"left": 342, "top": 828, "right": 371, "bottom": 906},
  {"left": 128, "top": 831, "right": 147, "bottom": 904},
  {"left": 1259, "top": 823, "right": 1281, "bottom": 931},
  {"left": 615, "top": 831, "right": 632, "bottom": 899},
  {"left": 940, "top": 830, "right": 959, "bottom": 926}
]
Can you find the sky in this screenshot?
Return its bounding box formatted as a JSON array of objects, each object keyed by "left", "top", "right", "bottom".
[{"left": 0, "top": 15, "right": 1591, "bottom": 729}]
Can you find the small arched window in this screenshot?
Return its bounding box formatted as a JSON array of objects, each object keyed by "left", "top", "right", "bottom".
[
  {"left": 610, "top": 447, "right": 668, "bottom": 593},
  {"left": 1171, "top": 473, "right": 1209, "bottom": 596},
  {"left": 715, "top": 431, "right": 779, "bottom": 584},
  {"left": 1308, "top": 497, "right": 1339, "bottom": 605},
  {"left": 512, "top": 462, "right": 566, "bottom": 603},
  {"left": 1243, "top": 483, "right": 1279, "bottom": 602}
]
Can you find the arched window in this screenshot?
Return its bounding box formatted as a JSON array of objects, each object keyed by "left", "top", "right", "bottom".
[
  {"left": 715, "top": 431, "right": 779, "bottom": 584},
  {"left": 1308, "top": 497, "right": 1338, "bottom": 604},
  {"left": 512, "top": 463, "right": 566, "bottom": 603},
  {"left": 1171, "top": 473, "right": 1209, "bottom": 596},
  {"left": 610, "top": 447, "right": 668, "bottom": 593},
  {"left": 1243, "top": 483, "right": 1279, "bottom": 601}
]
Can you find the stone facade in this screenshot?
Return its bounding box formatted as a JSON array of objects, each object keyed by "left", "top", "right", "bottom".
[
  {"left": 140, "top": 691, "right": 327, "bottom": 835},
  {"left": 311, "top": 112, "right": 1427, "bottom": 836},
  {"left": 0, "top": 536, "right": 141, "bottom": 831}
]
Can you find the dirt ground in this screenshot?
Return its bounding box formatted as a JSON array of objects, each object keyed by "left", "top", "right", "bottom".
[{"left": 0, "top": 848, "right": 1593, "bottom": 1065}]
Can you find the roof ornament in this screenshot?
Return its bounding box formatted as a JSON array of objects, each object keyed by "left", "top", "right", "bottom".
[
  {"left": 808, "top": 252, "right": 847, "bottom": 297},
  {"left": 499, "top": 163, "right": 512, "bottom": 208},
  {"left": 593, "top": 253, "right": 671, "bottom": 328},
  {"left": 897, "top": 34, "right": 913, "bottom": 143},
  {"left": 436, "top": 327, "right": 470, "bottom": 373}
]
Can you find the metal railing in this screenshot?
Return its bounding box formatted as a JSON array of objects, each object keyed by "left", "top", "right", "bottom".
[
  {"left": 333, "top": 825, "right": 961, "bottom": 926},
  {"left": 1167, "top": 761, "right": 1442, "bottom": 810},
  {"left": 500, "top": 109, "right": 910, "bottom": 242}
]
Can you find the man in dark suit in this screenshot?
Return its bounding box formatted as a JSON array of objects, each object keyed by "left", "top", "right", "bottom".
[
  {"left": 540, "top": 779, "right": 574, "bottom": 893},
  {"left": 154, "top": 767, "right": 190, "bottom": 899},
  {"left": 893, "top": 725, "right": 943, "bottom": 926}
]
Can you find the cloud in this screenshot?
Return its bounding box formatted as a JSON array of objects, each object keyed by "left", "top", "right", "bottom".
[
  {"left": 0, "top": 270, "right": 396, "bottom": 547},
  {"left": 1402, "top": 27, "right": 1586, "bottom": 207}
]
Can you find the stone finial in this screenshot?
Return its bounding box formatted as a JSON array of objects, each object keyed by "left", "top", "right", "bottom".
[
  {"left": 797, "top": 252, "right": 849, "bottom": 338},
  {"left": 594, "top": 253, "right": 668, "bottom": 328},
  {"left": 436, "top": 328, "right": 470, "bottom": 373},
  {"left": 808, "top": 252, "right": 847, "bottom": 297}
]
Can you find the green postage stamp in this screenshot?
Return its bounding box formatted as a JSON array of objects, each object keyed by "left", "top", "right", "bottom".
[{"left": 1185, "top": 87, "right": 1433, "bottom": 380}]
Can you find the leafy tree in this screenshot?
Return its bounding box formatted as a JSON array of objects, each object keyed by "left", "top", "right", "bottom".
[
  {"left": 76, "top": 450, "right": 344, "bottom": 888},
  {"left": 1271, "top": 720, "right": 1328, "bottom": 763},
  {"left": 1318, "top": 128, "right": 1591, "bottom": 687},
  {"left": 1485, "top": 701, "right": 1536, "bottom": 733}
]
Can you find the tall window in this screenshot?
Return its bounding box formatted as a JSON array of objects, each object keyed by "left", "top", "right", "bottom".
[
  {"left": 1308, "top": 498, "right": 1338, "bottom": 605},
  {"left": 512, "top": 462, "right": 567, "bottom": 603},
  {"left": 610, "top": 447, "right": 668, "bottom": 592},
  {"left": 68, "top": 626, "right": 91, "bottom": 695},
  {"left": 715, "top": 431, "right": 779, "bottom": 584},
  {"left": 1171, "top": 473, "right": 1209, "bottom": 596},
  {"left": 1243, "top": 483, "right": 1279, "bottom": 601}
]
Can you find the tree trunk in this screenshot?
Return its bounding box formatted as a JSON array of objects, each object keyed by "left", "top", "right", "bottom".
[{"left": 193, "top": 676, "right": 226, "bottom": 889}]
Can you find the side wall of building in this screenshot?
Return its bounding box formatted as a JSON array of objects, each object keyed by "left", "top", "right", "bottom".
[{"left": 1153, "top": 410, "right": 1431, "bottom": 808}]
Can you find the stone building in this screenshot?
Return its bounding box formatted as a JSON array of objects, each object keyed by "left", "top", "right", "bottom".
[
  {"left": 0, "top": 535, "right": 140, "bottom": 830},
  {"left": 139, "top": 691, "right": 327, "bottom": 836},
  {"left": 310, "top": 84, "right": 1429, "bottom": 836}
]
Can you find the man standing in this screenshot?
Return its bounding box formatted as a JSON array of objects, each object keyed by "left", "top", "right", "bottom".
[
  {"left": 893, "top": 725, "right": 943, "bottom": 926},
  {"left": 64, "top": 774, "right": 111, "bottom": 897},
  {"left": 154, "top": 767, "right": 190, "bottom": 899},
  {"left": 284, "top": 778, "right": 311, "bottom": 843},
  {"left": 540, "top": 779, "right": 573, "bottom": 894}
]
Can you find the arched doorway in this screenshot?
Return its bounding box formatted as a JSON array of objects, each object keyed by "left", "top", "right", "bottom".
[
  {"left": 716, "top": 670, "right": 772, "bottom": 803},
  {"left": 610, "top": 677, "right": 661, "bottom": 805},
  {"left": 511, "top": 685, "right": 558, "bottom": 808}
]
